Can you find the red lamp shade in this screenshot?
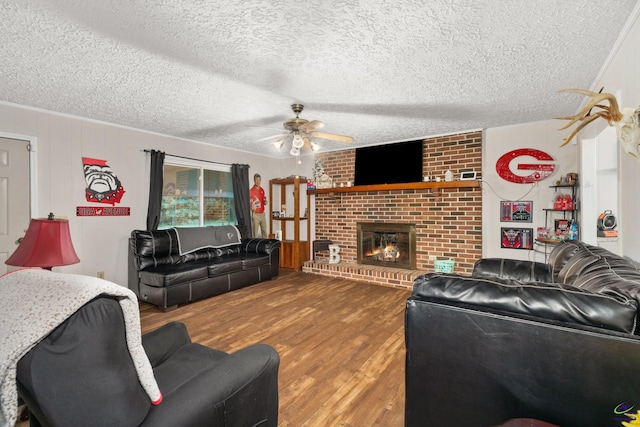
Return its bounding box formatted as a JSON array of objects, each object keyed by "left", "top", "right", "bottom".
[{"left": 5, "top": 217, "right": 80, "bottom": 269}]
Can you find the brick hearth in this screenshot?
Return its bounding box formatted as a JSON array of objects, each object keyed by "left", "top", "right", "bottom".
[{"left": 302, "top": 260, "right": 421, "bottom": 291}]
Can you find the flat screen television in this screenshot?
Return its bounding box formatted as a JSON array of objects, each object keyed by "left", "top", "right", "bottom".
[{"left": 354, "top": 140, "right": 423, "bottom": 186}]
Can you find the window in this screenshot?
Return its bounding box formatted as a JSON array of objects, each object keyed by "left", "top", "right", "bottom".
[{"left": 159, "top": 157, "right": 236, "bottom": 229}]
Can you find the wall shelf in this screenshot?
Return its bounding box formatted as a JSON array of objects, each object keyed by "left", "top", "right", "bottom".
[
  {"left": 538, "top": 184, "right": 579, "bottom": 261},
  {"left": 308, "top": 180, "right": 480, "bottom": 195}
]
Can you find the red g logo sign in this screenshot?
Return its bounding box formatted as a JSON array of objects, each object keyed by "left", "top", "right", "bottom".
[{"left": 496, "top": 148, "right": 555, "bottom": 184}]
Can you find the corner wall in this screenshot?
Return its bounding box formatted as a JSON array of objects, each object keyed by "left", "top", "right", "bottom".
[{"left": 482, "top": 120, "right": 579, "bottom": 261}]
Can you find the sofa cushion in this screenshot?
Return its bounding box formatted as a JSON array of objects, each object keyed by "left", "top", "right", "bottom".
[
  {"left": 207, "top": 256, "right": 244, "bottom": 275},
  {"left": 473, "top": 258, "right": 552, "bottom": 283},
  {"left": 558, "top": 249, "right": 636, "bottom": 285},
  {"left": 140, "top": 262, "right": 210, "bottom": 287},
  {"left": 242, "top": 254, "right": 270, "bottom": 269},
  {"left": 547, "top": 240, "right": 584, "bottom": 280},
  {"left": 412, "top": 273, "right": 638, "bottom": 333},
  {"left": 573, "top": 269, "right": 640, "bottom": 311},
  {"left": 556, "top": 244, "right": 640, "bottom": 313},
  {"left": 556, "top": 247, "right": 603, "bottom": 285},
  {"left": 241, "top": 238, "right": 280, "bottom": 254},
  {"left": 216, "top": 246, "right": 241, "bottom": 256},
  {"left": 151, "top": 343, "right": 228, "bottom": 396},
  {"left": 186, "top": 248, "right": 221, "bottom": 262}
]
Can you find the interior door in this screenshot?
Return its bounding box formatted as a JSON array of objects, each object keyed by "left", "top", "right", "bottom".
[{"left": 0, "top": 137, "right": 31, "bottom": 274}]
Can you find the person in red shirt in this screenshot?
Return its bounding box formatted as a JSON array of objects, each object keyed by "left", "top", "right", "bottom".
[{"left": 250, "top": 173, "right": 268, "bottom": 238}]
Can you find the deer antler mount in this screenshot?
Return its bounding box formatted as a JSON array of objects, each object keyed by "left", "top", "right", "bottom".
[{"left": 555, "top": 88, "right": 640, "bottom": 160}]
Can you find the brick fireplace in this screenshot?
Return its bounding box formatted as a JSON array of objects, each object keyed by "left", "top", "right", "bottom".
[{"left": 302, "top": 131, "right": 483, "bottom": 290}]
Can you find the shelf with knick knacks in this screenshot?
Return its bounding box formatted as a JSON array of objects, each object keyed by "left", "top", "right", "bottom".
[
  {"left": 308, "top": 180, "right": 480, "bottom": 194},
  {"left": 535, "top": 175, "right": 580, "bottom": 260},
  {"left": 307, "top": 158, "right": 479, "bottom": 194}
]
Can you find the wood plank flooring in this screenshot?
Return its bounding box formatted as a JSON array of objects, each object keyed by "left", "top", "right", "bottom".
[{"left": 139, "top": 270, "right": 411, "bottom": 427}]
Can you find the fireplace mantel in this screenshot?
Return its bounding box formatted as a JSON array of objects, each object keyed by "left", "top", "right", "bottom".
[{"left": 308, "top": 180, "right": 480, "bottom": 195}]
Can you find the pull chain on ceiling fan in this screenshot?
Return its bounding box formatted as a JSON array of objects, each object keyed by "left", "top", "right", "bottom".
[{"left": 270, "top": 104, "right": 354, "bottom": 162}]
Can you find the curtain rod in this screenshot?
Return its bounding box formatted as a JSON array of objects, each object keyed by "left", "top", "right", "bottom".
[{"left": 142, "top": 149, "right": 237, "bottom": 167}]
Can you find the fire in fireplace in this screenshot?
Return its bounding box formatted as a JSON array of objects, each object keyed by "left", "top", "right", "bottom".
[{"left": 357, "top": 222, "right": 416, "bottom": 269}]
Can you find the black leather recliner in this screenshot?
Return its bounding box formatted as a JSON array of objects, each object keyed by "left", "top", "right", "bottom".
[{"left": 17, "top": 296, "right": 280, "bottom": 426}]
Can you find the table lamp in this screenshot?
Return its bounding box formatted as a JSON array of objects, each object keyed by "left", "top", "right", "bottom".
[{"left": 5, "top": 213, "right": 80, "bottom": 270}]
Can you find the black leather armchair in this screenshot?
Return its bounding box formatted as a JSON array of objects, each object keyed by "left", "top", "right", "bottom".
[{"left": 16, "top": 296, "right": 280, "bottom": 427}]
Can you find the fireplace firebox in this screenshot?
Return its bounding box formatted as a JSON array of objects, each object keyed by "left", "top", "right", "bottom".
[{"left": 357, "top": 222, "right": 416, "bottom": 269}]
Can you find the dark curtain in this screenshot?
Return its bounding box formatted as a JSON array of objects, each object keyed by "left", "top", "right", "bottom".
[
  {"left": 231, "top": 164, "right": 251, "bottom": 239},
  {"left": 146, "top": 150, "right": 165, "bottom": 230}
]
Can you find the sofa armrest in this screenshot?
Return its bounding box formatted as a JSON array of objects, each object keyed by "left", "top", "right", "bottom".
[
  {"left": 472, "top": 258, "right": 553, "bottom": 282},
  {"left": 142, "top": 343, "right": 279, "bottom": 426},
  {"left": 142, "top": 321, "right": 192, "bottom": 367},
  {"left": 128, "top": 237, "right": 142, "bottom": 297},
  {"left": 241, "top": 238, "right": 281, "bottom": 255}
]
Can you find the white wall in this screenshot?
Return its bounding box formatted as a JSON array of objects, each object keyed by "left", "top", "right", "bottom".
[
  {"left": 580, "top": 126, "right": 621, "bottom": 253},
  {"left": 591, "top": 7, "right": 640, "bottom": 260},
  {"left": 0, "top": 103, "right": 297, "bottom": 285},
  {"left": 482, "top": 120, "right": 578, "bottom": 262}
]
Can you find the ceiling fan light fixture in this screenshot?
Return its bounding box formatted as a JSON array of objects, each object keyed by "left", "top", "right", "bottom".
[
  {"left": 263, "top": 104, "right": 353, "bottom": 159},
  {"left": 292, "top": 133, "right": 304, "bottom": 149}
]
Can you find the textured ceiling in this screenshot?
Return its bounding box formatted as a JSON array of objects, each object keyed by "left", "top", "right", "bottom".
[{"left": 1, "top": 0, "right": 638, "bottom": 158}]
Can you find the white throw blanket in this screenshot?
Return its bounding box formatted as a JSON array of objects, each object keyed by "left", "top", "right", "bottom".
[{"left": 0, "top": 269, "right": 162, "bottom": 427}]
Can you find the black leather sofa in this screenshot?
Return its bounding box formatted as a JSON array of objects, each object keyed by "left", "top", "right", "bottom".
[
  {"left": 405, "top": 241, "right": 640, "bottom": 427},
  {"left": 128, "top": 226, "right": 281, "bottom": 311}
]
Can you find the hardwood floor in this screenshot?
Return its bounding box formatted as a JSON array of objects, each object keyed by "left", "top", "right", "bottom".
[{"left": 139, "top": 270, "right": 411, "bottom": 427}]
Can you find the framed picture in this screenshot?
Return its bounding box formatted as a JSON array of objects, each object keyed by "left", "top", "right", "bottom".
[
  {"left": 537, "top": 227, "right": 552, "bottom": 240},
  {"left": 554, "top": 219, "right": 570, "bottom": 239},
  {"left": 501, "top": 227, "right": 533, "bottom": 250},
  {"left": 500, "top": 201, "right": 532, "bottom": 222}
]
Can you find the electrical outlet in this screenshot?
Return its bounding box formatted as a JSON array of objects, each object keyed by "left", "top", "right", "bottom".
[{"left": 97, "top": 271, "right": 105, "bottom": 279}]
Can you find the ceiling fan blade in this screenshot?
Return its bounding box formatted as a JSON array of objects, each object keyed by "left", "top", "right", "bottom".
[
  {"left": 299, "top": 120, "right": 325, "bottom": 132},
  {"left": 310, "top": 131, "right": 354, "bottom": 143},
  {"left": 255, "top": 133, "right": 287, "bottom": 142}
]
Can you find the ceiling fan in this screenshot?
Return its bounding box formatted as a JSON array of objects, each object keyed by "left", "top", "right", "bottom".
[{"left": 264, "top": 104, "right": 354, "bottom": 158}]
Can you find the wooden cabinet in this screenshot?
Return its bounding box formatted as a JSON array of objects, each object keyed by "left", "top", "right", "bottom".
[{"left": 269, "top": 176, "right": 311, "bottom": 271}]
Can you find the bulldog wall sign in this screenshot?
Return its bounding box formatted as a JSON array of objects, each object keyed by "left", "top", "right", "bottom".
[
  {"left": 496, "top": 148, "right": 555, "bottom": 184},
  {"left": 77, "top": 157, "right": 130, "bottom": 216}
]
